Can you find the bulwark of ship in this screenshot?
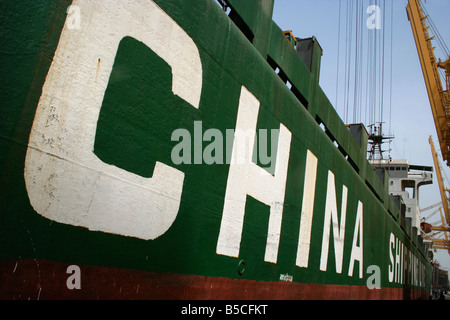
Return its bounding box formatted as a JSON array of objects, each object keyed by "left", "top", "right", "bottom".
[{"left": 0, "top": 0, "right": 431, "bottom": 300}]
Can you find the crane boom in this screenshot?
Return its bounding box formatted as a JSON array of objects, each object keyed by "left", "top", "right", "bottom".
[
  {"left": 407, "top": 0, "right": 450, "bottom": 165},
  {"left": 429, "top": 136, "right": 450, "bottom": 225},
  {"left": 429, "top": 137, "right": 450, "bottom": 254}
]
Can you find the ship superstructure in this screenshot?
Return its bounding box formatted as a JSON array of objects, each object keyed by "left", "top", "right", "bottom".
[{"left": 371, "top": 159, "right": 433, "bottom": 235}]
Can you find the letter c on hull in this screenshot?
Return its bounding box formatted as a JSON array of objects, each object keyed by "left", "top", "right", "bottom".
[{"left": 24, "top": 0, "right": 202, "bottom": 240}]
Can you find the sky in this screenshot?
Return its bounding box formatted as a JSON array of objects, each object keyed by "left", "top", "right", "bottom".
[{"left": 272, "top": 0, "right": 450, "bottom": 271}]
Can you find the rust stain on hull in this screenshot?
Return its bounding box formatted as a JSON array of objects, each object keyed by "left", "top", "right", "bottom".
[{"left": 96, "top": 58, "right": 101, "bottom": 80}]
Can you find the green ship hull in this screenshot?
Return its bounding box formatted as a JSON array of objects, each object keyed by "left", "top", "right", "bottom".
[{"left": 0, "top": 0, "right": 431, "bottom": 300}]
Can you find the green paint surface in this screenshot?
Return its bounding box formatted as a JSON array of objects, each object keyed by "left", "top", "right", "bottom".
[{"left": 0, "top": 0, "right": 431, "bottom": 293}]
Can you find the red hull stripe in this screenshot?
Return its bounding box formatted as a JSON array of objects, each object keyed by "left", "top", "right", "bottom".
[{"left": 0, "top": 259, "right": 428, "bottom": 300}]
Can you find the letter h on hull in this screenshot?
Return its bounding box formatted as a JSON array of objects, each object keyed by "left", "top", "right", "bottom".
[{"left": 216, "top": 86, "right": 292, "bottom": 263}]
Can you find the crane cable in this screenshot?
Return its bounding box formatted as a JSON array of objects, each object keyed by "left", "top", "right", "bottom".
[{"left": 335, "top": 0, "right": 393, "bottom": 138}]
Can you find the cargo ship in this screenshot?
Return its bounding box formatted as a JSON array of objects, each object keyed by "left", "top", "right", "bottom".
[{"left": 0, "top": 0, "right": 433, "bottom": 300}]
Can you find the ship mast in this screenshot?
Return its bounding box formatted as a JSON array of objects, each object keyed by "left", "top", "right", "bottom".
[{"left": 367, "top": 122, "right": 393, "bottom": 162}]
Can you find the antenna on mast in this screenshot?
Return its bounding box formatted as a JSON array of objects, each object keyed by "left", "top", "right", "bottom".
[{"left": 367, "top": 122, "right": 394, "bottom": 161}]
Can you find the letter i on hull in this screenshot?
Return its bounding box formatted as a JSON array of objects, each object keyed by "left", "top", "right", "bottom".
[{"left": 296, "top": 150, "right": 318, "bottom": 268}]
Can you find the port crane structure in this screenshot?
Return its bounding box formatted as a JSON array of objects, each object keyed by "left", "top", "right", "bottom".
[
  {"left": 407, "top": 0, "right": 450, "bottom": 254},
  {"left": 407, "top": 0, "right": 450, "bottom": 167}
]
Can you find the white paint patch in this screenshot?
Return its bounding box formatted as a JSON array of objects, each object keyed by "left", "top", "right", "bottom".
[{"left": 24, "top": 0, "right": 202, "bottom": 240}]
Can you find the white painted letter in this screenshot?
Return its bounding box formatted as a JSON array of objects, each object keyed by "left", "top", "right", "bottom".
[
  {"left": 348, "top": 201, "right": 363, "bottom": 278},
  {"left": 296, "top": 150, "right": 318, "bottom": 268},
  {"left": 24, "top": 0, "right": 202, "bottom": 240},
  {"left": 320, "top": 171, "right": 348, "bottom": 274},
  {"left": 388, "top": 233, "right": 395, "bottom": 283},
  {"left": 216, "top": 86, "right": 292, "bottom": 263},
  {"left": 395, "top": 238, "right": 401, "bottom": 283}
]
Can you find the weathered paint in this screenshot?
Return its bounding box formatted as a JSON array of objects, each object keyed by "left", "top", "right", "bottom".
[
  {"left": 0, "top": 0, "right": 431, "bottom": 299},
  {"left": 216, "top": 86, "right": 292, "bottom": 263},
  {"left": 24, "top": 0, "right": 204, "bottom": 240},
  {"left": 0, "top": 259, "right": 427, "bottom": 300}
]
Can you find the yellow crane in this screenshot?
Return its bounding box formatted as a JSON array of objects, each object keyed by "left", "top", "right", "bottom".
[
  {"left": 407, "top": 0, "right": 450, "bottom": 166},
  {"left": 429, "top": 136, "right": 450, "bottom": 254},
  {"left": 432, "top": 208, "right": 450, "bottom": 252}
]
